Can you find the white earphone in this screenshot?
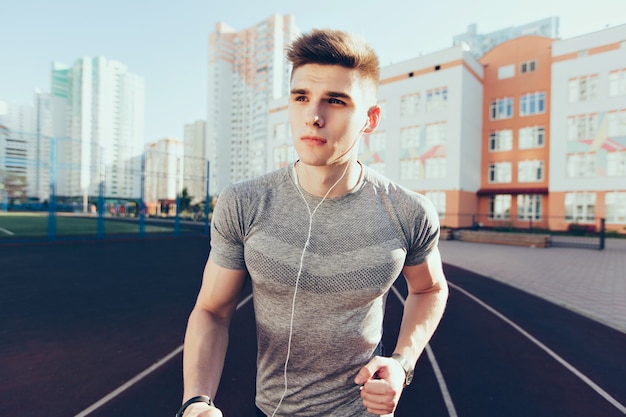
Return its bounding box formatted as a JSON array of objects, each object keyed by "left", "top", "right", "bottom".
[{"left": 361, "top": 118, "right": 370, "bottom": 132}]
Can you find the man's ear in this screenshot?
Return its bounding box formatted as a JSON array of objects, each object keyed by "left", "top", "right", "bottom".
[{"left": 364, "top": 105, "right": 381, "bottom": 133}]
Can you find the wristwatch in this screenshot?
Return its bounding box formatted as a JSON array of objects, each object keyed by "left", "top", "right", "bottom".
[
  {"left": 391, "top": 353, "right": 414, "bottom": 386},
  {"left": 175, "top": 395, "right": 213, "bottom": 417}
]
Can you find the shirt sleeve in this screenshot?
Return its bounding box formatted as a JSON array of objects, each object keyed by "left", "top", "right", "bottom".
[
  {"left": 404, "top": 193, "right": 441, "bottom": 266},
  {"left": 209, "top": 185, "right": 247, "bottom": 270}
]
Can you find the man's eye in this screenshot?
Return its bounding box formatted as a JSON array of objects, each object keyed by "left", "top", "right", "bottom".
[
  {"left": 329, "top": 98, "right": 345, "bottom": 105},
  {"left": 294, "top": 96, "right": 308, "bottom": 102}
]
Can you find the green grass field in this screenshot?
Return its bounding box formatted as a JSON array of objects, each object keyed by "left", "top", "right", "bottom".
[{"left": 0, "top": 212, "right": 187, "bottom": 239}]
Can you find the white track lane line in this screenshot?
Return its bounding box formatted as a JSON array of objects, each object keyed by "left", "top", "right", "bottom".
[
  {"left": 0, "top": 226, "right": 15, "bottom": 235},
  {"left": 449, "top": 282, "right": 626, "bottom": 415},
  {"left": 391, "top": 285, "right": 458, "bottom": 417},
  {"left": 74, "top": 293, "right": 254, "bottom": 417}
]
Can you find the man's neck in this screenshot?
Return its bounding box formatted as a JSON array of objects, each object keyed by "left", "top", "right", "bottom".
[{"left": 294, "top": 160, "right": 362, "bottom": 198}]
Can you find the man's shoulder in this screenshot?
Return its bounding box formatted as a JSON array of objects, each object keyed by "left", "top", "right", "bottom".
[
  {"left": 361, "top": 164, "right": 438, "bottom": 217},
  {"left": 361, "top": 165, "right": 421, "bottom": 199}
]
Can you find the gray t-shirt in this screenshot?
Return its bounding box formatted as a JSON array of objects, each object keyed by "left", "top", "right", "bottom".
[{"left": 210, "top": 164, "right": 440, "bottom": 416}]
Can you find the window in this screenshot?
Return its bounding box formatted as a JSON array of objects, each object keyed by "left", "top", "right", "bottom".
[
  {"left": 426, "top": 87, "right": 448, "bottom": 112},
  {"left": 565, "top": 192, "right": 596, "bottom": 223},
  {"left": 520, "top": 92, "right": 546, "bottom": 116},
  {"left": 517, "top": 194, "right": 542, "bottom": 220},
  {"left": 366, "top": 132, "right": 387, "bottom": 153},
  {"left": 607, "top": 110, "right": 626, "bottom": 137},
  {"left": 488, "top": 162, "right": 512, "bottom": 183},
  {"left": 520, "top": 60, "right": 536, "bottom": 73},
  {"left": 400, "top": 159, "right": 422, "bottom": 180},
  {"left": 273, "top": 122, "right": 289, "bottom": 142},
  {"left": 490, "top": 98, "right": 513, "bottom": 120},
  {"left": 273, "top": 145, "right": 296, "bottom": 169},
  {"left": 519, "top": 126, "right": 545, "bottom": 149},
  {"left": 401, "top": 93, "right": 420, "bottom": 116},
  {"left": 425, "top": 122, "right": 446, "bottom": 146},
  {"left": 424, "top": 157, "right": 446, "bottom": 179},
  {"left": 568, "top": 75, "right": 599, "bottom": 102},
  {"left": 567, "top": 114, "right": 598, "bottom": 141},
  {"left": 498, "top": 64, "right": 515, "bottom": 79},
  {"left": 489, "top": 195, "right": 511, "bottom": 220},
  {"left": 425, "top": 191, "right": 446, "bottom": 218},
  {"left": 609, "top": 69, "right": 626, "bottom": 97},
  {"left": 400, "top": 126, "right": 420, "bottom": 149},
  {"left": 605, "top": 192, "right": 626, "bottom": 224},
  {"left": 489, "top": 130, "right": 513, "bottom": 151},
  {"left": 518, "top": 160, "right": 544, "bottom": 182},
  {"left": 358, "top": 132, "right": 387, "bottom": 170},
  {"left": 567, "top": 153, "right": 596, "bottom": 178},
  {"left": 607, "top": 151, "right": 626, "bottom": 176}
]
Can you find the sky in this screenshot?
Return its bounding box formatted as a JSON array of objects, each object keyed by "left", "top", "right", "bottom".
[{"left": 1, "top": 0, "right": 624, "bottom": 143}]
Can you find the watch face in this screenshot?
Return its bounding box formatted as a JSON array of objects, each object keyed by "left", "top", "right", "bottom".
[{"left": 391, "top": 353, "right": 414, "bottom": 386}]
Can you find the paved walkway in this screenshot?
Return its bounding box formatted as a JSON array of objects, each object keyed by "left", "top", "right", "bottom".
[{"left": 438, "top": 238, "right": 626, "bottom": 333}]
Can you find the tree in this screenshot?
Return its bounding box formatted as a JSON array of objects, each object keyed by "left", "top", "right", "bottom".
[{"left": 179, "top": 187, "right": 193, "bottom": 212}]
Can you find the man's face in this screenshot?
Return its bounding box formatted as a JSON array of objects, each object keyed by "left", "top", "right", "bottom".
[{"left": 288, "top": 64, "right": 379, "bottom": 167}]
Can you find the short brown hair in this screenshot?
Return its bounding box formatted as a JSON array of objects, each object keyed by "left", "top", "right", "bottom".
[{"left": 286, "top": 29, "right": 380, "bottom": 88}]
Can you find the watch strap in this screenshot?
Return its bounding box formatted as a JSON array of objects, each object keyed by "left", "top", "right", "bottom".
[{"left": 175, "top": 395, "right": 213, "bottom": 417}]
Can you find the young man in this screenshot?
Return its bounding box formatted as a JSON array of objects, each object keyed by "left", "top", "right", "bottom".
[{"left": 177, "top": 29, "right": 448, "bottom": 417}]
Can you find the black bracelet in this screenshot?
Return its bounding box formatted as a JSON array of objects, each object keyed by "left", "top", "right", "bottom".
[{"left": 175, "top": 395, "right": 214, "bottom": 417}]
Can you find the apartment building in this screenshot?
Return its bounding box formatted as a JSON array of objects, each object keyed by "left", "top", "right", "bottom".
[
  {"left": 33, "top": 91, "right": 53, "bottom": 203},
  {"left": 144, "top": 137, "right": 184, "bottom": 215},
  {"left": 478, "top": 35, "right": 553, "bottom": 229},
  {"left": 0, "top": 93, "right": 53, "bottom": 206},
  {"left": 183, "top": 119, "right": 207, "bottom": 204},
  {"left": 0, "top": 122, "right": 10, "bottom": 208},
  {"left": 0, "top": 101, "right": 34, "bottom": 204},
  {"left": 51, "top": 56, "right": 145, "bottom": 210},
  {"left": 376, "top": 47, "right": 485, "bottom": 228},
  {"left": 207, "top": 14, "right": 298, "bottom": 194},
  {"left": 550, "top": 25, "right": 626, "bottom": 233}
]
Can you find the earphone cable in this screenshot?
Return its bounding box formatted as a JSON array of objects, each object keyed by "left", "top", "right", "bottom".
[{"left": 269, "top": 161, "right": 350, "bottom": 417}]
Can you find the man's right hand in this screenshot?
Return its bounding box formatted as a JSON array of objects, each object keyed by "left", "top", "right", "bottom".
[{"left": 183, "top": 402, "right": 223, "bottom": 417}]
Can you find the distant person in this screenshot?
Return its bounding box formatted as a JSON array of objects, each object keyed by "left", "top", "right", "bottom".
[{"left": 177, "top": 28, "right": 448, "bottom": 417}]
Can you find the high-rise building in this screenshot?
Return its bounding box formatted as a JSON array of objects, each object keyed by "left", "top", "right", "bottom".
[
  {"left": 0, "top": 92, "right": 53, "bottom": 206},
  {"left": 50, "top": 56, "right": 145, "bottom": 210},
  {"left": 183, "top": 119, "right": 207, "bottom": 204},
  {"left": 0, "top": 101, "right": 33, "bottom": 204},
  {"left": 33, "top": 90, "right": 53, "bottom": 203},
  {"left": 144, "top": 137, "right": 183, "bottom": 216},
  {"left": 0, "top": 116, "right": 10, "bottom": 209},
  {"left": 206, "top": 14, "right": 298, "bottom": 194}
]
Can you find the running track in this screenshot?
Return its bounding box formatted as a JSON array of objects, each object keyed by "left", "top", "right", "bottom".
[{"left": 1, "top": 236, "right": 624, "bottom": 416}]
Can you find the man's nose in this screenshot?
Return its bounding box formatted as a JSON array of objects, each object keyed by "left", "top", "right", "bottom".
[{"left": 306, "top": 112, "right": 324, "bottom": 128}]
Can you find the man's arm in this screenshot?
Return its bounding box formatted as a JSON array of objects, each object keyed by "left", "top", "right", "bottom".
[
  {"left": 356, "top": 247, "right": 448, "bottom": 415},
  {"left": 393, "top": 246, "right": 448, "bottom": 368},
  {"left": 180, "top": 256, "right": 248, "bottom": 416}
]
